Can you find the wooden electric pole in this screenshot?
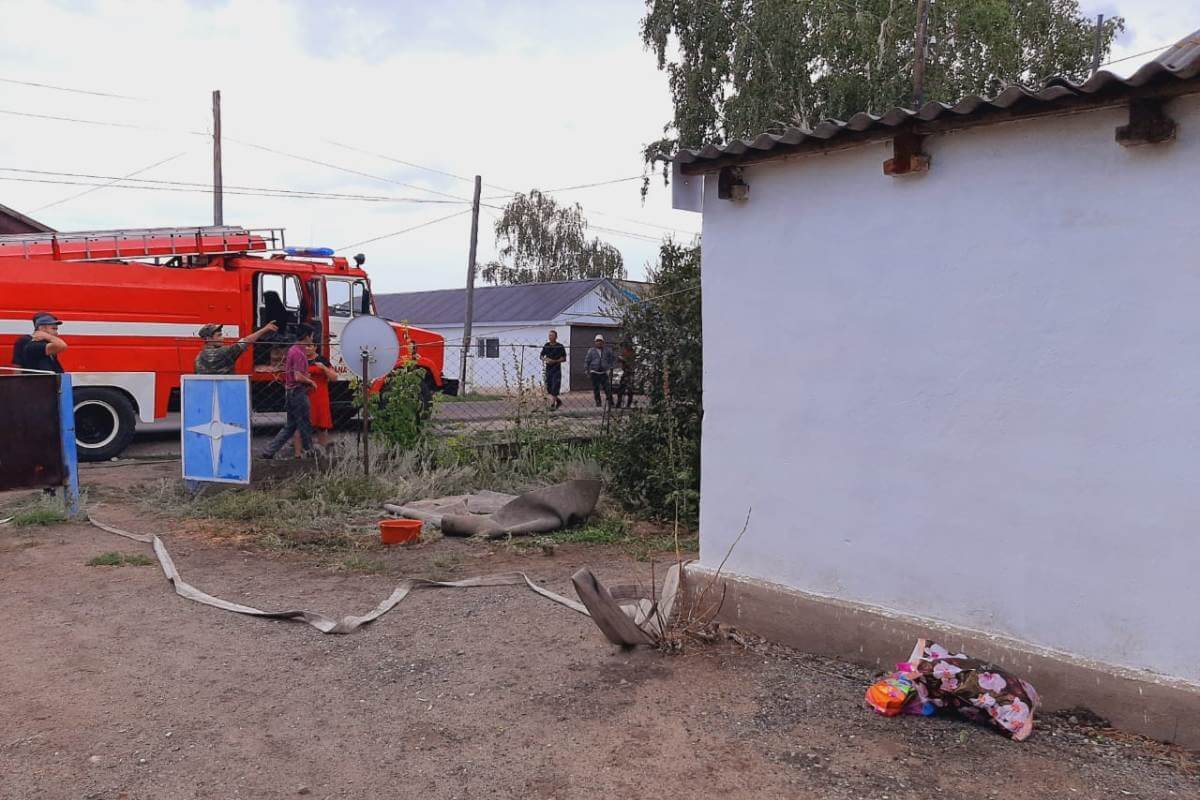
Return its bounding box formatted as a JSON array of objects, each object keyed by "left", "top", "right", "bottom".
[
  {"left": 212, "top": 89, "right": 223, "bottom": 226},
  {"left": 913, "top": 0, "right": 932, "bottom": 107},
  {"left": 1091, "top": 14, "right": 1105, "bottom": 75},
  {"left": 458, "top": 175, "right": 482, "bottom": 395}
]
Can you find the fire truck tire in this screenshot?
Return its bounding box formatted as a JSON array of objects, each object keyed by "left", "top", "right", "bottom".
[
  {"left": 73, "top": 388, "right": 137, "bottom": 462},
  {"left": 419, "top": 369, "right": 435, "bottom": 411}
]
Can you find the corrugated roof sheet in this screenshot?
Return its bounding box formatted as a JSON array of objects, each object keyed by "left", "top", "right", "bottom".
[
  {"left": 676, "top": 30, "right": 1200, "bottom": 171},
  {"left": 376, "top": 278, "right": 611, "bottom": 326}
]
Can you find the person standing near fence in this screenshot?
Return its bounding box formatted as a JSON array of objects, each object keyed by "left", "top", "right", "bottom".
[
  {"left": 615, "top": 342, "right": 636, "bottom": 409},
  {"left": 260, "top": 325, "right": 317, "bottom": 460},
  {"left": 194, "top": 321, "right": 278, "bottom": 374},
  {"left": 585, "top": 334, "right": 615, "bottom": 408},
  {"left": 540, "top": 329, "right": 567, "bottom": 410},
  {"left": 294, "top": 343, "right": 337, "bottom": 456}
]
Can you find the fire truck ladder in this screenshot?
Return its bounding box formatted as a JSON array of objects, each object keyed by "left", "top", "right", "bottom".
[{"left": 0, "top": 225, "right": 286, "bottom": 262}]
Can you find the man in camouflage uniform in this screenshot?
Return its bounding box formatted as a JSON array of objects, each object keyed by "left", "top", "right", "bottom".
[{"left": 194, "top": 321, "right": 278, "bottom": 374}]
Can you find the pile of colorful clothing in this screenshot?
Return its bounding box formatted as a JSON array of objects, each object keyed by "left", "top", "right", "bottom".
[{"left": 865, "top": 638, "right": 1040, "bottom": 741}]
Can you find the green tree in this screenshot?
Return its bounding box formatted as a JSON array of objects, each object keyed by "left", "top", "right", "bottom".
[
  {"left": 481, "top": 189, "right": 626, "bottom": 285},
  {"left": 601, "top": 241, "right": 702, "bottom": 524},
  {"left": 641, "top": 0, "right": 1124, "bottom": 162}
]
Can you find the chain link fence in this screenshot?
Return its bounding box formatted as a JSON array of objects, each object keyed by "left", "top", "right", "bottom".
[{"left": 242, "top": 339, "right": 644, "bottom": 449}]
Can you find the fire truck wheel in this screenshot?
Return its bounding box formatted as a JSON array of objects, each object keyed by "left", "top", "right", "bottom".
[
  {"left": 419, "top": 369, "right": 435, "bottom": 411},
  {"left": 73, "top": 387, "right": 137, "bottom": 462}
]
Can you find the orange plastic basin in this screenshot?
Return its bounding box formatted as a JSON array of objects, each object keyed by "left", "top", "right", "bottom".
[{"left": 380, "top": 518, "right": 422, "bottom": 545}]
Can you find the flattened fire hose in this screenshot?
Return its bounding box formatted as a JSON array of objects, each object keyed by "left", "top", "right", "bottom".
[{"left": 87, "top": 514, "right": 589, "bottom": 634}]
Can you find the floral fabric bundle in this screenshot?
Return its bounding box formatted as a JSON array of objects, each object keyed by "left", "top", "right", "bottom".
[{"left": 903, "top": 638, "right": 1040, "bottom": 741}]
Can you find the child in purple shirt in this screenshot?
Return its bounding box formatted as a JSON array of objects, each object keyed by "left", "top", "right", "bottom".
[{"left": 261, "top": 325, "right": 318, "bottom": 459}]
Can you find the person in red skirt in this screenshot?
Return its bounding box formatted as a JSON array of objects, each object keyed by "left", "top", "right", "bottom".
[{"left": 294, "top": 344, "right": 338, "bottom": 455}]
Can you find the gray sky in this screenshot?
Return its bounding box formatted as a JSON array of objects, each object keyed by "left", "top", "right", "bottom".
[{"left": 0, "top": 0, "right": 1194, "bottom": 293}]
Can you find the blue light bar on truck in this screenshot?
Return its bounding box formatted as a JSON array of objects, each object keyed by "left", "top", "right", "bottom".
[{"left": 285, "top": 247, "right": 336, "bottom": 258}]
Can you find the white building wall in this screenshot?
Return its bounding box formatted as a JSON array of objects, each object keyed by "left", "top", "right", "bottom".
[
  {"left": 698, "top": 94, "right": 1200, "bottom": 683},
  {"left": 434, "top": 323, "right": 564, "bottom": 394},
  {"left": 560, "top": 282, "right": 622, "bottom": 322}
]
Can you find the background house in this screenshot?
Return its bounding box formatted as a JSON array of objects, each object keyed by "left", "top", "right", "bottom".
[
  {"left": 0, "top": 203, "right": 53, "bottom": 235},
  {"left": 675, "top": 35, "right": 1200, "bottom": 745},
  {"left": 376, "top": 278, "right": 642, "bottom": 393}
]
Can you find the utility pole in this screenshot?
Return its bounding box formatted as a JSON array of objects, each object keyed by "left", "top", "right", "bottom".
[
  {"left": 212, "top": 89, "right": 223, "bottom": 226},
  {"left": 458, "top": 175, "right": 482, "bottom": 395},
  {"left": 1091, "top": 14, "right": 1105, "bottom": 75},
  {"left": 912, "top": 0, "right": 932, "bottom": 107}
]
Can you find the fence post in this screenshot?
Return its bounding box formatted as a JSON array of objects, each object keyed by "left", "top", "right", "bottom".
[{"left": 57, "top": 373, "right": 81, "bottom": 519}]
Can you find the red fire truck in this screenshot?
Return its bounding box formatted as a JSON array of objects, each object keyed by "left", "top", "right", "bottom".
[{"left": 0, "top": 225, "right": 455, "bottom": 461}]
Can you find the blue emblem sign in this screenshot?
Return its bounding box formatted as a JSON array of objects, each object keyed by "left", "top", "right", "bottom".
[{"left": 181, "top": 375, "right": 251, "bottom": 484}]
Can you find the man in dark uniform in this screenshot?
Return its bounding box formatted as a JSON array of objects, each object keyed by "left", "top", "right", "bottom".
[
  {"left": 540, "top": 329, "right": 567, "bottom": 410},
  {"left": 17, "top": 312, "right": 68, "bottom": 373}
]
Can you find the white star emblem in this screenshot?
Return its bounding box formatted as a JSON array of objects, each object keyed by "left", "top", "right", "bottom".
[{"left": 187, "top": 386, "right": 246, "bottom": 475}]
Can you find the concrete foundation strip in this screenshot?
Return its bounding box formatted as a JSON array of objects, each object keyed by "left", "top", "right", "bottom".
[{"left": 87, "top": 514, "right": 591, "bottom": 634}]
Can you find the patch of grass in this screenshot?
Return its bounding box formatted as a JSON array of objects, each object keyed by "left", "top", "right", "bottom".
[
  {"left": 513, "top": 515, "right": 699, "bottom": 561},
  {"left": 553, "top": 515, "right": 629, "bottom": 545},
  {"left": 10, "top": 493, "right": 68, "bottom": 527},
  {"left": 260, "top": 528, "right": 359, "bottom": 553},
  {"left": 335, "top": 554, "right": 387, "bottom": 574},
  {"left": 427, "top": 554, "right": 462, "bottom": 580},
  {"left": 87, "top": 551, "right": 155, "bottom": 567},
  {"left": 441, "top": 392, "right": 505, "bottom": 403},
  {"left": 14, "top": 506, "right": 67, "bottom": 527},
  {"left": 137, "top": 434, "right": 607, "bottom": 557}
]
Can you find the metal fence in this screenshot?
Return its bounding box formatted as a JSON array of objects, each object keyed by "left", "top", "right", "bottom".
[{"left": 244, "top": 340, "right": 644, "bottom": 449}]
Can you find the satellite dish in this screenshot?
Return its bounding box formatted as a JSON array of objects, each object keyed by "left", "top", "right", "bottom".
[{"left": 340, "top": 315, "right": 399, "bottom": 383}]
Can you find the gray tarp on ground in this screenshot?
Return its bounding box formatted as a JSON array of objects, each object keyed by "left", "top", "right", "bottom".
[{"left": 383, "top": 479, "right": 602, "bottom": 539}]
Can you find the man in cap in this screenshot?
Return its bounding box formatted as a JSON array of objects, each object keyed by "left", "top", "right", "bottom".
[
  {"left": 194, "top": 320, "right": 278, "bottom": 375},
  {"left": 584, "top": 333, "right": 616, "bottom": 408},
  {"left": 16, "top": 312, "right": 68, "bottom": 373}
]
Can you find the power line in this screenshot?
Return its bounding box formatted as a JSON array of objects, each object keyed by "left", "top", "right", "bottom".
[
  {"left": 0, "top": 104, "right": 474, "bottom": 203},
  {"left": 323, "top": 139, "right": 509, "bottom": 191},
  {"left": 335, "top": 209, "right": 471, "bottom": 251},
  {"left": 1, "top": 92, "right": 697, "bottom": 237},
  {"left": 0, "top": 76, "right": 147, "bottom": 101},
  {"left": 589, "top": 224, "right": 664, "bottom": 244},
  {"left": 31, "top": 153, "right": 187, "bottom": 213},
  {"left": 482, "top": 175, "right": 644, "bottom": 200},
  {"left": 312, "top": 140, "right": 699, "bottom": 236},
  {"left": 0, "top": 107, "right": 202, "bottom": 134},
  {"left": 1098, "top": 42, "right": 1174, "bottom": 69},
  {"left": 0, "top": 175, "right": 470, "bottom": 205},
  {"left": 225, "top": 137, "right": 471, "bottom": 202},
  {"left": 0, "top": 167, "right": 466, "bottom": 204},
  {"left": 588, "top": 209, "right": 699, "bottom": 236},
  {"left": 479, "top": 202, "right": 670, "bottom": 244}
]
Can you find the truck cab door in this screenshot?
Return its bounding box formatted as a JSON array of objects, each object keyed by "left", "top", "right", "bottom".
[
  {"left": 325, "top": 277, "right": 370, "bottom": 377},
  {"left": 254, "top": 271, "right": 303, "bottom": 365}
]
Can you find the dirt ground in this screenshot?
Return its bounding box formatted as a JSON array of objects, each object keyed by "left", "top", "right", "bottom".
[{"left": 2, "top": 461, "right": 1198, "bottom": 800}]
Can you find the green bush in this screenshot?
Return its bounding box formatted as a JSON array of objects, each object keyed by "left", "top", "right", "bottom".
[
  {"left": 602, "top": 241, "right": 702, "bottom": 525},
  {"left": 601, "top": 409, "right": 700, "bottom": 525},
  {"left": 361, "top": 366, "right": 432, "bottom": 451}
]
